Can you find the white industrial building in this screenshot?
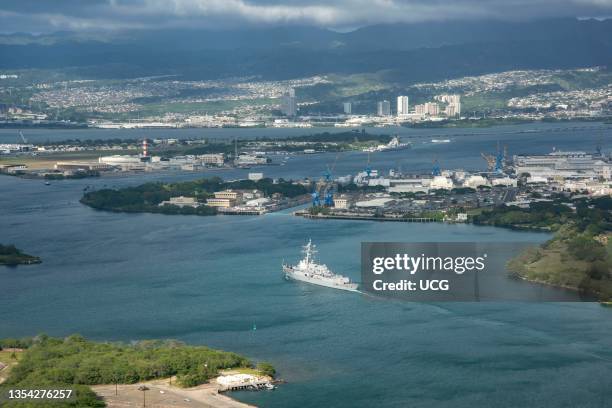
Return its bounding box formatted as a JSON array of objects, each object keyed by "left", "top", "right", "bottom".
[
  {"left": 355, "top": 197, "right": 395, "bottom": 208},
  {"left": 430, "top": 176, "right": 454, "bottom": 190},
  {"left": 98, "top": 155, "right": 145, "bottom": 171},
  {"left": 463, "top": 175, "right": 489, "bottom": 189},
  {"left": 513, "top": 151, "right": 611, "bottom": 179},
  {"left": 158, "top": 196, "right": 201, "bottom": 208}
]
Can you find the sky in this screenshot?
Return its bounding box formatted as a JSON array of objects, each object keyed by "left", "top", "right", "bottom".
[{"left": 1, "top": 0, "right": 612, "bottom": 33}]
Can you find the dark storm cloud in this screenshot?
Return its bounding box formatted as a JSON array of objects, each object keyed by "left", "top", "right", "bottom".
[{"left": 1, "top": 0, "right": 612, "bottom": 33}]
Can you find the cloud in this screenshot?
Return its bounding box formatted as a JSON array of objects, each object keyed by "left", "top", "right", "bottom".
[{"left": 1, "top": 0, "right": 612, "bottom": 33}]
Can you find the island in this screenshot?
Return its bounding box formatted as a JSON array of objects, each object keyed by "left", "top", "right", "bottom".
[
  {"left": 0, "top": 244, "right": 41, "bottom": 266},
  {"left": 473, "top": 196, "right": 612, "bottom": 301},
  {"left": 80, "top": 176, "right": 309, "bottom": 216},
  {"left": 0, "top": 335, "right": 276, "bottom": 408}
]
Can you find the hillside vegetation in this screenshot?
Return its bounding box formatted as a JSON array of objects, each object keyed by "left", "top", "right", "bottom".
[
  {"left": 0, "top": 335, "right": 264, "bottom": 407},
  {"left": 475, "top": 196, "right": 612, "bottom": 300},
  {"left": 80, "top": 177, "right": 308, "bottom": 215}
]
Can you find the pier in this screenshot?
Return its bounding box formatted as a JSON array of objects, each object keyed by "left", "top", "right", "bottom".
[
  {"left": 216, "top": 374, "right": 275, "bottom": 392},
  {"left": 296, "top": 211, "right": 439, "bottom": 223}
]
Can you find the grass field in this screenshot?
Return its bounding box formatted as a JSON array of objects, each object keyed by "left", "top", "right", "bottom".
[{"left": 0, "top": 150, "right": 136, "bottom": 170}]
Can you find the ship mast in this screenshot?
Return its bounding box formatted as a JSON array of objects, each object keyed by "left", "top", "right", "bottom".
[{"left": 302, "top": 239, "right": 317, "bottom": 265}]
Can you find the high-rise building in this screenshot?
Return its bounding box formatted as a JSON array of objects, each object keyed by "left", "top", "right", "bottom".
[
  {"left": 436, "top": 94, "right": 461, "bottom": 117},
  {"left": 424, "top": 102, "right": 439, "bottom": 116},
  {"left": 397, "top": 96, "right": 409, "bottom": 116},
  {"left": 377, "top": 100, "right": 391, "bottom": 116},
  {"left": 414, "top": 103, "right": 439, "bottom": 116},
  {"left": 343, "top": 102, "right": 352, "bottom": 115},
  {"left": 454, "top": 102, "right": 461, "bottom": 117},
  {"left": 445, "top": 104, "right": 457, "bottom": 117},
  {"left": 281, "top": 88, "right": 297, "bottom": 117}
]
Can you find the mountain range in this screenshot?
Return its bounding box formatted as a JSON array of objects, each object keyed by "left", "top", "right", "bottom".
[{"left": 1, "top": 18, "right": 611, "bottom": 82}]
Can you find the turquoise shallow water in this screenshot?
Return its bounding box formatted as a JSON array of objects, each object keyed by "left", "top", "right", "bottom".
[{"left": 1, "top": 123, "right": 611, "bottom": 407}]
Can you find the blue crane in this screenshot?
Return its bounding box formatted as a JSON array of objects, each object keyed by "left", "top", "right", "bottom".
[
  {"left": 365, "top": 152, "right": 372, "bottom": 177},
  {"left": 312, "top": 153, "right": 340, "bottom": 207},
  {"left": 432, "top": 159, "right": 441, "bottom": 176},
  {"left": 311, "top": 188, "right": 320, "bottom": 206}
]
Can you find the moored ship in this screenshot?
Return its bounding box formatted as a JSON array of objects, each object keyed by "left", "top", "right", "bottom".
[
  {"left": 283, "top": 240, "right": 359, "bottom": 292},
  {"left": 362, "top": 136, "right": 411, "bottom": 152}
]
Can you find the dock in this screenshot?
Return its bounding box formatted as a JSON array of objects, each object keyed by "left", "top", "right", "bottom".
[
  {"left": 216, "top": 374, "right": 275, "bottom": 392},
  {"left": 296, "top": 211, "right": 439, "bottom": 223}
]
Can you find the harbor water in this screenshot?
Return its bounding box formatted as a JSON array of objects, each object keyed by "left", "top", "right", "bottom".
[{"left": 1, "top": 122, "right": 611, "bottom": 407}]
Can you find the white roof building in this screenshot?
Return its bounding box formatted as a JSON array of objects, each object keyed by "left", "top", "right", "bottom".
[
  {"left": 355, "top": 197, "right": 395, "bottom": 208},
  {"left": 463, "top": 175, "right": 489, "bottom": 189},
  {"left": 490, "top": 177, "right": 517, "bottom": 187},
  {"left": 430, "top": 176, "right": 454, "bottom": 190}
]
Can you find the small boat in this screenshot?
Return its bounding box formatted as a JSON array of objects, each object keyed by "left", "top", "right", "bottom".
[{"left": 44, "top": 181, "right": 51, "bottom": 186}]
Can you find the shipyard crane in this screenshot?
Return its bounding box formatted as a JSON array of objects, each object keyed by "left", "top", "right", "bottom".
[
  {"left": 327, "top": 152, "right": 340, "bottom": 180},
  {"left": 365, "top": 151, "right": 372, "bottom": 177},
  {"left": 18, "top": 130, "right": 27, "bottom": 144},
  {"left": 312, "top": 153, "right": 341, "bottom": 207},
  {"left": 481, "top": 152, "right": 496, "bottom": 172},
  {"left": 495, "top": 146, "right": 507, "bottom": 173},
  {"left": 481, "top": 142, "right": 507, "bottom": 173},
  {"left": 311, "top": 187, "right": 321, "bottom": 206},
  {"left": 432, "top": 159, "right": 441, "bottom": 176},
  {"left": 322, "top": 153, "right": 341, "bottom": 206}
]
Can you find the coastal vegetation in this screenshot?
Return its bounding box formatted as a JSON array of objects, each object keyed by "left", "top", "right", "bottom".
[
  {"left": 336, "top": 182, "right": 386, "bottom": 194},
  {"left": 177, "top": 131, "right": 390, "bottom": 155},
  {"left": 0, "top": 244, "right": 41, "bottom": 266},
  {"left": 80, "top": 177, "right": 308, "bottom": 215},
  {"left": 0, "top": 334, "right": 270, "bottom": 407},
  {"left": 474, "top": 196, "right": 612, "bottom": 300}
]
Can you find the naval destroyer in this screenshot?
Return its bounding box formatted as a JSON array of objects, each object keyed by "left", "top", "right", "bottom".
[{"left": 283, "top": 240, "right": 359, "bottom": 292}]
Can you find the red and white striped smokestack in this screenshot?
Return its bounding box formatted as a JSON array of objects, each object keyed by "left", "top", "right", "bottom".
[{"left": 142, "top": 139, "right": 148, "bottom": 157}]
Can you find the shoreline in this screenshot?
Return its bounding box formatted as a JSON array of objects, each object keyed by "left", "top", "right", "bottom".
[
  {"left": 2, "top": 116, "right": 611, "bottom": 131},
  {"left": 92, "top": 378, "right": 258, "bottom": 408}
]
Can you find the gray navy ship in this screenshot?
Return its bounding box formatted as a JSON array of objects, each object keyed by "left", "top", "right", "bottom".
[{"left": 283, "top": 240, "right": 359, "bottom": 292}]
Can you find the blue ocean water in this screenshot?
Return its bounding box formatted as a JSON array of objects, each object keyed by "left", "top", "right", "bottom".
[{"left": 1, "top": 123, "right": 611, "bottom": 407}]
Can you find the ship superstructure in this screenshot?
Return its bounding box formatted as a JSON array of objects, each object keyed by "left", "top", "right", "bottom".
[{"left": 363, "top": 136, "right": 411, "bottom": 152}]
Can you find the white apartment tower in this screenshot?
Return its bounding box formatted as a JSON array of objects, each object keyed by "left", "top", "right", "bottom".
[{"left": 397, "top": 96, "right": 409, "bottom": 116}]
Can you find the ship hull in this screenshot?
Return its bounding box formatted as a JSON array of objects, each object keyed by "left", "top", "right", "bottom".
[{"left": 283, "top": 266, "right": 360, "bottom": 292}]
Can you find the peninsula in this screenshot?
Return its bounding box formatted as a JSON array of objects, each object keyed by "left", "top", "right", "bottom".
[
  {"left": 0, "top": 244, "right": 41, "bottom": 266},
  {"left": 80, "top": 176, "right": 309, "bottom": 216},
  {"left": 474, "top": 196, "right": 612, "bottom": 301},
  {"left": 0, "top": 335, "right": 275, "bottom": 408}
]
